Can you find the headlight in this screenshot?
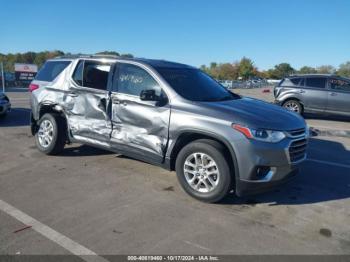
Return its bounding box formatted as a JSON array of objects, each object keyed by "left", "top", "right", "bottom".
[{"left": 232, "top": 124, "right": 286, "bottom": 143}]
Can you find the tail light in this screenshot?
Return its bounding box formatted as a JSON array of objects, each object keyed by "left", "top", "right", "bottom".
[{"left": 29, "top": 84, "right": 39, "bottom": 92}]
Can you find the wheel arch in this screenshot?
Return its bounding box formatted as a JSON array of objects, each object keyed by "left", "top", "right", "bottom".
[
  {"left": 281, "top": 96, "right": 304, "bottom": 108},
  {"left": 31, "top": 103, "right": 68, "bottom": 139},
  {"left": 168, "top": 130, "right": 239, "bottom": 183}
]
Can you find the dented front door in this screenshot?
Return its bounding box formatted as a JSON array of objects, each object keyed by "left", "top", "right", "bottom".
[{"left": 109, "top": 62, "right": 170, "bottom": 163}]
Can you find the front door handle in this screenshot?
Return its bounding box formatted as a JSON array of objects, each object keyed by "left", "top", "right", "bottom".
[{"left": 329, "top": 92, "right": 337, "bottom": 96}]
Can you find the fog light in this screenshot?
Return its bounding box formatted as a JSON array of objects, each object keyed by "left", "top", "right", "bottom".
[{"left": 255, "top": 166, "right": 271, "bottom": 179}]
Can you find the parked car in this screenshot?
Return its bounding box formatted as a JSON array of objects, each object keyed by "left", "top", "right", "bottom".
[
  {"left": 0, "top": 72, "right": 16, "bottom": 87},
  {"left": 218, "top": 80, "right": 233, "bottom": 89},
  {"left": 30, "top": 55, "right": 308, "bottom": 203},
  {"left": 274, "top": 74, "right": 350, "bottom": 117},
  {"left": 0, "top": 92, "right": 11, "bottom": 117}
]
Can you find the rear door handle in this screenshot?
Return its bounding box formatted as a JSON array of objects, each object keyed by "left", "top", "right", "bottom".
[
  {"left": 329, "top": 92, "right": 337, "bottom": 96},
  {"left": 112, "top": 98, "right": 120, "bottom": 104},
  {"left": 68, "top": 92, "right": 78, "bottom": 97},
  {"left": 298, "top": 89, "right": 305, "bottom": 93}
]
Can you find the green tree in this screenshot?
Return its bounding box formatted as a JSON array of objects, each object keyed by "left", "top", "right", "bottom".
[
  {"left": 316, "top": 65, "right": 336, "bottom": 74},
  {"left": 337, "top": 61, "right": 350, "bottom": 77},
  {"left": 238, "top": 57, "right": 255, "bottom": 80},
  {"left": 267, "top": 63, "right": 295, "bottom": 79},
  {"left": 95, "top": 51, "right": 120, "bottom": 56},
  {"left": 298, "top": 66, "right": 317, "bottom": 74},
  {"left": 210, "top": 62, "right": 217, "bottom": 69},
  {"left": 217, "top": 63, "right": 239, "bottom": 80}
]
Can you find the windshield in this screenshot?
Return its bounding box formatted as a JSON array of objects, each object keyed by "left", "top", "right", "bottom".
[{"left": 155, "top": 67, "right": 240, "bottom": 102}]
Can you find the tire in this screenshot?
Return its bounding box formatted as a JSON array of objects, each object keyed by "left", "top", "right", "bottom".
[
  {"left": 0, "top": 112, "right": 7, "bottom": 119},
  {"left": 175, "top": 139, "right": 232, "bottom": 203},
  {"left": 282, "top": 99, "right": 303, "bottom": 115},
  {"left": 35, "top": 113, "right": 66, "bottom": 155}
]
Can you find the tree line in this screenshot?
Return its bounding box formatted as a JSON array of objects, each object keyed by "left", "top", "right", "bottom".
[
  {"left": 201, "top": 57, "right": 350, "bottom": 80},
  {"left": 0, "top": 51, "right": 133, "bottom": 72},
  {"left": 1, "top": 51, "right": 349, "bottom": 80}
]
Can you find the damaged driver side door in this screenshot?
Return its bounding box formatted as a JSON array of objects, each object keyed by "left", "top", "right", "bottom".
[{"left": 109, "top": 62, "right": 170, "bottom": 164}]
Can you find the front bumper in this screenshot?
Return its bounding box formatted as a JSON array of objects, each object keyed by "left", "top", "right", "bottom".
[
  {"left": 0, "top": 100, "right": 11, "bottom": 115},
  {"left": 232, "top": 130, "right": 307, "bottom": 196},
  {"left": 236, "top": 167, "right": 298, "bottom": 196},
  {"left": 274, "top": 99, "right": 282, "bottom": 105}
]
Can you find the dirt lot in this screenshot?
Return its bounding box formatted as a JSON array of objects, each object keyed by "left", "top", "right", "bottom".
[{"left": 1, "top": 88, "right": 350, "bottom": 259}]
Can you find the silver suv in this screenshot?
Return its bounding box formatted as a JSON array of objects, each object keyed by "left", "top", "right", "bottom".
[
  {"left": 30, "top": 55, "right": 308, "bottom": 203},
  {"left": 275, "top": 74, "right": 350, "bottom": 116}
]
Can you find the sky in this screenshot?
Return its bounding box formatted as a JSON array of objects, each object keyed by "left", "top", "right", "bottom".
[{"left": 1, "top": 0, "right": 349, "bottom": 70}]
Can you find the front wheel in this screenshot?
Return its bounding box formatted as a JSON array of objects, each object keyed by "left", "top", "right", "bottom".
[
  {"left": 175, "top": 139, "right": 232, "bottom": 203},
  {"left": 35, "top": 113, "right": 66, "bottom": 155},
  {"left": 283, "top": 100, "right": 303, "bottom": 114}
]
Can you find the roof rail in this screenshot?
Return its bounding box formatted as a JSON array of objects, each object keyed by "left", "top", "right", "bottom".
[
  {"left": 54, "top": 54, "right": 120, "bottom": 59},
  {"left": 92, "top": 54, "right": 120, "bottom": 58},
  {"left": 288, "top": 73, "right": 337, "bottom": 77}
]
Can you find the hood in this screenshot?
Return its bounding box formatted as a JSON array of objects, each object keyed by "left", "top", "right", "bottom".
[{"left": 199, "top": 97, "right": 306, "bottom": 131}]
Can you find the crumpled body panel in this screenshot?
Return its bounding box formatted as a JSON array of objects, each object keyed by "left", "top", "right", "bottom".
[
  {"left": 65, "top": 89, "right": 111, "bottom": 142},
  {"left": 110, "top": 93, "right": 170, "bottom": 160}
]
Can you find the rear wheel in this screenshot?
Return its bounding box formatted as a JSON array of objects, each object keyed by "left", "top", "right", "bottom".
[
  {"left": 35, "top": 113, "right": 66, "bottom": 155},
  {"left": 175, "top": 139, "right": 232, "bottom": 203},
  {"left": 283, "top": 100, "right": 303, "bottom": 114}
]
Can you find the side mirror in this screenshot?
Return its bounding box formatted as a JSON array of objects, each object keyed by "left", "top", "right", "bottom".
[{"left": 140, "top": 89, "right": 160, "bottom": 101}]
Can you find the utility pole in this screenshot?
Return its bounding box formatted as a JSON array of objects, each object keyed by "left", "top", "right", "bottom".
[{"left": 1, "top": 62, "right": 4, "bottom": 93}]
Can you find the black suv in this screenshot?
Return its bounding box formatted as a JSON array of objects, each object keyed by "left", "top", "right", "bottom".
[{"left": 274, "top": 74, "right": 350, "bottom": 117}]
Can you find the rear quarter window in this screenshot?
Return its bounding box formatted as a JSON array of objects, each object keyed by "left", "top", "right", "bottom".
[
  {"left": 280, "top": 78, "right": 302, "bottom": 87},
  {"left": 35, "top": 61, "right": 71, "bottom": 82}
]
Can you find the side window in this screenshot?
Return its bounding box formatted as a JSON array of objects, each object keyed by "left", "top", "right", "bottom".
[
  {"left": 116, "top": 63, "right": 161, "bottom": 97},
  {"left": 35, "top": 61, "right": 71, "bottom": 82},
  {"left": 330, "top": 78, "right": 350, "bottom": 92},
  {"left": 282, "top": 78, "right": 301, "bottom": 86},
  {"left": 72, "top": 60, "right": 111, "bottom": 90},
  {"left": 305, "top": 77, "right": 326, "bottom": 89}
]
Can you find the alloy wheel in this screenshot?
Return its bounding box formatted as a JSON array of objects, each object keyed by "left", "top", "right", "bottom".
[
  {"left": 38, "top": 120, "right": 54, "bottom": 148},
  {"left": 183, "top": 152, "right": 220, "bottom": 193}
]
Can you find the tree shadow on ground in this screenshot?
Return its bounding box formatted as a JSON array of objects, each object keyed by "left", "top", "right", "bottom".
[{"left": 58, "top": 144, "right": 114, "bottom": 157}]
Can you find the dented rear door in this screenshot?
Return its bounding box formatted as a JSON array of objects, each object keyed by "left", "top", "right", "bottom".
[
  {"left": 109, "top": 62, "right": 170, "bottom": 164},
  {"left": 64, "top": 60, "right": 112, "bottom": 144}
]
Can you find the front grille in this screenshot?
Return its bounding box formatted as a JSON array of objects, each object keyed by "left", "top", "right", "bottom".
[
  {"left": 287, "top": 128, "right": 305, "bottom": 137},
  {"left": 289, "top": 138, "right": 307, "bottom": 163}
]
